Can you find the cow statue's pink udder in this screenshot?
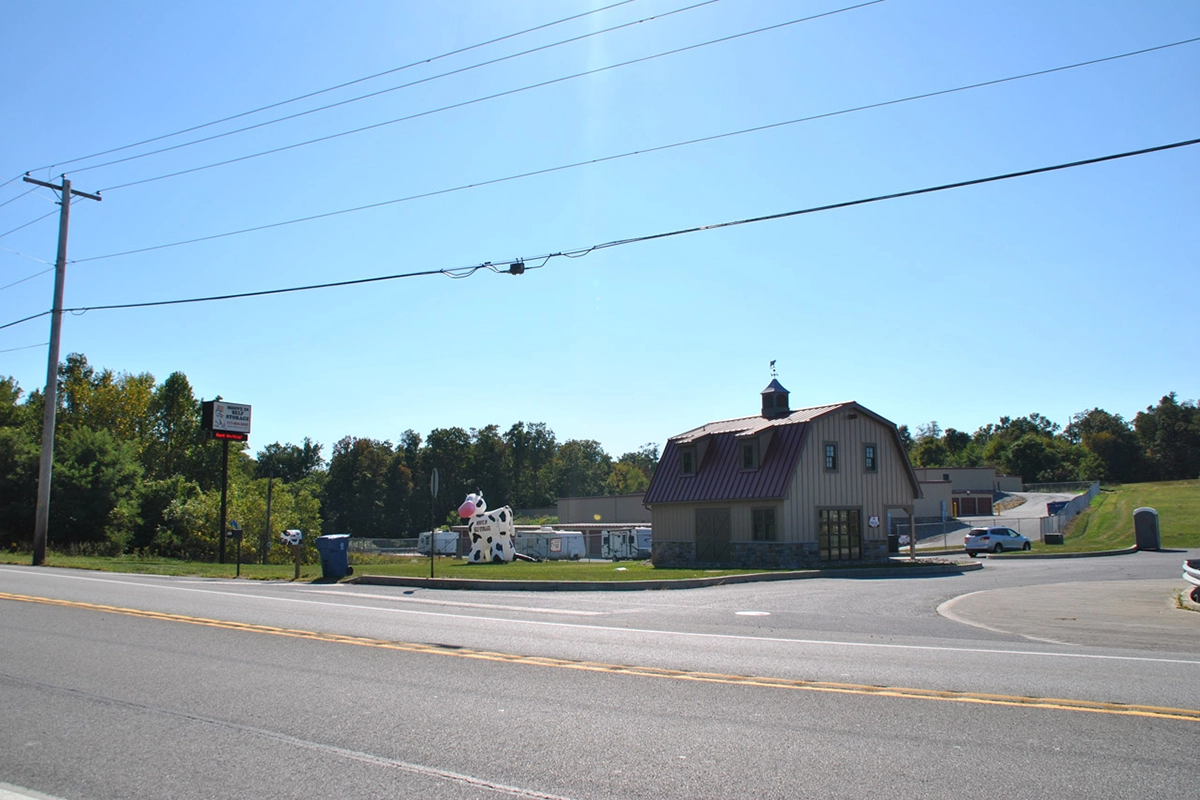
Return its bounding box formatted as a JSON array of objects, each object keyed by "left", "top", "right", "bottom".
[{"left": 458, "top": 492, "right": 515, "bottom": 563}]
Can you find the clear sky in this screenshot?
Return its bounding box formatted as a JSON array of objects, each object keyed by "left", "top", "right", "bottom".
[{"left": 2, "top": 0, "right": 1197, "bottom": 460}]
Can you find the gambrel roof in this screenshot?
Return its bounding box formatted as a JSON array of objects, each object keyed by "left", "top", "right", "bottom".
[{"left": 643, "top": 401, "right": 919, "bottom": 504}]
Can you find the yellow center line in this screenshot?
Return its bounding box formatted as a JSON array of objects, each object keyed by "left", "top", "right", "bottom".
[{"left": 5, "top": 591, "right": 1198, "bottom": 722}]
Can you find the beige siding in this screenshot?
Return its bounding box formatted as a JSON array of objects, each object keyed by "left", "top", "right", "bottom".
[
  {"left": 652, "top": 500, "right": 784, "bottom": 543},
  {"left": 783, "top": 410, "right": 916, "bottom": 542},
  {"left": 649, "top": 503, "right": 694, "bottom": 542},
  {"left": 557, "top": 494, "right": 650, "bottom": 525},
  {"left": 914, "top": 481, "right": 953, "bottom": 518}
]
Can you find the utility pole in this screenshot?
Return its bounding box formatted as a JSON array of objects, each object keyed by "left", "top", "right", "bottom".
[{"left": 23, "top": 175, "right": 101, "bottom": 566}]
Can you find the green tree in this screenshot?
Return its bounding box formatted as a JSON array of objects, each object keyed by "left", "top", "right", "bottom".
[
  {"left": 50, "top": 426, "right": 143, "bottom": 552},
  {"left": 0, "top": 425, "right": 38, "bottom": 546},
  {"left": 1135, "top": 393, "right": 1200, "bottom": 481},
  {"left": 944, "top": 428, "right": 971, "bottom": 457},
  {"left": 56, "top": 354, "right": 156, "bottom": 456},
  {"left": 605, "top": 461, "right": 649, "bottom": 495},
  {"left": 144, "top": 371, "right": 204, "bottom": 482},
  {"left": 468, "top": 424, "right": 510, "bottom": 503},
  {"left": 422, "top": 427, "right": 472, "bottom": 523},
  {"left": 549, "top": 439, "right": 612, "bottom": 498},
  {"left": 911, "top": 437, "right": 949, "bottom": 468},
  {"left": 1067, "top": 408, "right": 1144, "bottom": 482},
  {"left": 255, "top": 438, "right": 324, "bottom": 482},
  {"left": 323, "top": 436, "right": 397, "bottom": 537},
  {"left": 0, "top": 376, "right": 29, "bottom": 428},
  {"left": 504, "top": 421, "right": 557, "bottom": 508},
  {"left": 616, "top": 443, "right": 659, "bottom": 485}
]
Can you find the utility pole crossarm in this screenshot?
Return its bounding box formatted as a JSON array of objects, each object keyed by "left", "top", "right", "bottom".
[{"left": 23, "top": 174, "right": 102, "bottom": 202}]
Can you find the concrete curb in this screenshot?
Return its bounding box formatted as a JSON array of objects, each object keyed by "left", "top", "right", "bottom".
[
  {"left": 351, "top": 561, "right": 982, "bottom": 591},
  {"left": 988, "top": 545, "right": 1140, "bottom": 560}
]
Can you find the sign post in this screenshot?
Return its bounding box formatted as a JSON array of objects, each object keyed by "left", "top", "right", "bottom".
[
  {"left": 201, "top": 401, "right": 251, "bottom": 565},
  {"left": 229, "top": 520, "right": 242, "bottom": 577},
  {"left": 430, "top": 468, "right": 439, "bottom": 578}
]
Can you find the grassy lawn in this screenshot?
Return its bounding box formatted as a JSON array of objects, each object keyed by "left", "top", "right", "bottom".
[
  {"left": 0, "top": 550, "right": 956, "bottom": 582},
  {"left": 0, "top": 551, "right": 767, "bottom": 582},
  {"left": 1043, "top": 479, "right": 1200, "bottom": 552}
]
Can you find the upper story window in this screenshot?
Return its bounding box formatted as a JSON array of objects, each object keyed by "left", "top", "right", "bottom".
[
  {"left": 741, "top": 440, "right": 759, "bottom": 470},
  {"left": 864, "top": 444, "right": 877, "bottom": 472},
  {"left": 679, "top": 446, "right": 696, "bottom": 476},
  {"left": 824, "top": 442, "right": 838, "bottom": 472}
]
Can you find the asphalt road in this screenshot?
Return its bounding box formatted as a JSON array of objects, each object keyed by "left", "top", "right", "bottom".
[{"left": 1, "top": 550, "right": 1197, "bottom": 799}]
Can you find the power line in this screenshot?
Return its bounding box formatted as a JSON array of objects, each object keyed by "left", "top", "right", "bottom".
[
  {"left": 1, "top": 245, "right": 54, "bottom": 266},
  {"left": 0, "top": 208, "right": 60, "bottom": 240},
  {"left": 16, "top": 0, "right": 645, "bottom": 180},
  {"left": 95, "top": 1, "right": 885, "bottom": 193},
  {"left": 0, "top": 185, "right": 42, "bottom": 210},
  {"left": 71, "top": 1, "right": 725, "bottom": 181},
  {"left": 0, "top": 267, "right": 54, "bottom": 291},
  {"left": 0, "top": 136, "right": 1188, "bottom": 331},
  {"left": 0, "top": 340, "right": 47, "bottom": 352},
  {"left": 72, "top": 35, "right": 1199, "bottom": 266}
]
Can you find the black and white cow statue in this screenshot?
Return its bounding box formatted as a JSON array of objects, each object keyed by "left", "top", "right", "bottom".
[{"left": 458, "top": 492, "right": 515, "bottom": 563}]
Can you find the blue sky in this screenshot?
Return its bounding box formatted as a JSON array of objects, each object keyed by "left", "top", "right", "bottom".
[{"left": 2, "top": 0, "right": 1197, "bottom": 461}]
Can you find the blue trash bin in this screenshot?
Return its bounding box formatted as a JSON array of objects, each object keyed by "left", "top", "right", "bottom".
[{"left": 315, "top": 534, "right": 352, "bottom": 579}]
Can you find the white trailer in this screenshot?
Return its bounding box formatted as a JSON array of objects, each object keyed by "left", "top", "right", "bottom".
[
  {"left": 514, "top": 528, "right": 585, "bottom": 561},
  {"left": 601, "top": 527, "right": 652, "bottom": 560},
  {"left": 417, "top": 530, "right": 459, "bottom": 555}
]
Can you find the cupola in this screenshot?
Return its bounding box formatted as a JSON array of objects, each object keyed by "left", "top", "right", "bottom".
[{"left": 761, "top": 378, "right": 790, "bottom": 419}]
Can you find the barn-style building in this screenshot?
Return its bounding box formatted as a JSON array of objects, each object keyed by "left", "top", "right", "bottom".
[{"left": 643, "top": 380, "right": 921, "bottom": 568}]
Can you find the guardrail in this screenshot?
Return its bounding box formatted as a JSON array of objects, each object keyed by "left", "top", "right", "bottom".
[{"left": 1184, "top": 560, "right": 1200, "bottom": 601}]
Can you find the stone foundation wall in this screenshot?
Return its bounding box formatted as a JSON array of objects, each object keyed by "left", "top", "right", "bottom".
[{"left": 652, "top": 539, "right": 890, "bottom": 569}]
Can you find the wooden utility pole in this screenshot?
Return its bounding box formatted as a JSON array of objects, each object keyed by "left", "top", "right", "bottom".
[{"left": 23, "top": 175, "right": 101, "bottom": 566}]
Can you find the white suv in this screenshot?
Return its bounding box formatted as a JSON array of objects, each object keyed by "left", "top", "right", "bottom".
[{"left": 964, "top": 526, "right": 1031, "bottom": 556}]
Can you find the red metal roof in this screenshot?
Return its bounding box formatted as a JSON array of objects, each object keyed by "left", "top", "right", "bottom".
[{"left": 643, "top": 403, "right": 851, "bottom": 504}]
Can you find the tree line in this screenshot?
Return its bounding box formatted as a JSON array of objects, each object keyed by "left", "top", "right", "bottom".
[
  {"left": 0, "top": 354, "right": 658, "bottom": 560},
  {"left": 2, "top": 354, "right": 1196, "bottom": 560},
  {"left": 901, "top": 395, "right": 1200, "bottom": 484}
]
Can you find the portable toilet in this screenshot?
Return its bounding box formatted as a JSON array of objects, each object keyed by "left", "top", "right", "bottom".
[{"left": 1133, "top": 507, "right": 1160, "bottom": 550}]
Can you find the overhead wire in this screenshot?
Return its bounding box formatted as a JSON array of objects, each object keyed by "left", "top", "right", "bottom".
[
  {"left": 0, "top": 268, "right": 54, "bottom": 292},
  {"left": 0, "top": 185, "right": 43, "bottom": 211},
  {"left": 2, "top": 136, "right": 1192, "bottom": 332},
  {"left": 15, "top": 0, "right": 645, "bottom": 179},
  {"left": 0, "top": 342, "right": 48, "bottom": 354},
  {"left": 70, "top": 0, "right": 726, "bottom": 181},
  {"left": 95, "top": 0, "right": 886, "bottom": 193},
  {"left": 0, "top": 245, "right": 54, "bottom": 266},
  {"left": 70, "top": 35, "right": 1200, "bottom": 266},
  {"left": 0, "top": 208, "right": 59, "bottom": 241}
]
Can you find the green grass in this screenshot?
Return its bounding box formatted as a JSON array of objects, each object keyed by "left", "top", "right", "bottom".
[
  {"left": 0, "top": 552, "right": 328, "bottom": 580},
  {"left": 0, "top": 551, "right": 767, "bottom": 582},
  {"left": 352, "top": 558, "right": 763, "bottom": 581},
  {"left": 1043, "top": 479, "right": 1200, "bottom": 552},
  {"left": 0, "top": 550, "right": 956, "bottom": 582}
]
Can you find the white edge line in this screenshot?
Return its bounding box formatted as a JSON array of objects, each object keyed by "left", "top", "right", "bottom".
[{"left": 3, "top": 566, "right": 1198, "bottom": 667}]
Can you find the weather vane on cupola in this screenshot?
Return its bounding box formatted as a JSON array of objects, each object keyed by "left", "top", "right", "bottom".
[{"left": 770, "top": 359, "right": 777, "bottom": 378}]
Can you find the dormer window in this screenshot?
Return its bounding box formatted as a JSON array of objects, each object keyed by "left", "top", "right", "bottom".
[
  {"left": 741, "top": 440, "right": 759, "bottom": 470},
  {"left": 679, "top": 446, "right": 696, "bottom": 476}
]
